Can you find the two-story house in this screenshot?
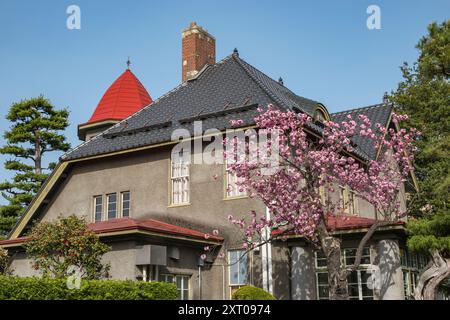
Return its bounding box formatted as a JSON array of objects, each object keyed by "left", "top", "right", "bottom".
[{"left": 0, "top": 22, "right": 421, "bottom": 300}]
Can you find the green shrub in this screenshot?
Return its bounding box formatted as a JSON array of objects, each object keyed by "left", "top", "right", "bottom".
[
  {"left": 232, "top": 285, "right": 276, "bottom": 300},
  {"left": 0, "top": 275, "right": 177, "bottom": 300},
  {"left": 24, "top": 215, "right": 110, "bottom": 279}
]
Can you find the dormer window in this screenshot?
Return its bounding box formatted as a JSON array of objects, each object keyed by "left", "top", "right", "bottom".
[
  {"left": 313, "top": 104, "right": 330, "bottom": 123},
  {"left": 314, "top": 109, "right": 326, "bottom": 122}
]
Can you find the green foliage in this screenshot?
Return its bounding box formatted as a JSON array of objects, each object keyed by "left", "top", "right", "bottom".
[
  {"left": 24, "top": 215, "right": 110, "bottom": 279},
  {"left": 390, "top": 20, "right": 449, "bottom": 217},
  {"left": 390, "top": 20, "right": 450, "bottom": 258},
  {"left": 0, "top": 96, "right": 70, "bottom": 236},
  {"left": 0, "top": 276, "right": 178, "bottom": 300},
  {"left": 407, "top": 214, "right": 450, "bottom": 256},
  {"left": 232, "top": 285, "right": 276, "bottom": 300}
]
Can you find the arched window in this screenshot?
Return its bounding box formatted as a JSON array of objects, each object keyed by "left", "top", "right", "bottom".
[{"left": 313, "top": 105, "right": 330, "bottom": 122}]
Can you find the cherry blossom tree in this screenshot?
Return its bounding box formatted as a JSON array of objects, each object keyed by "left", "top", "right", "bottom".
[{"left": 221, "top": 104, "right": 419, "bottom": 300}]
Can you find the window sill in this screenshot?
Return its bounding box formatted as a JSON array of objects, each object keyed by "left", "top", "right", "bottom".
[
  {"left": 223, "top": 195, "right": 248, "bottom": 201},
  {"left": 168, "top": 203, "right": 191, "bottom": 208}
]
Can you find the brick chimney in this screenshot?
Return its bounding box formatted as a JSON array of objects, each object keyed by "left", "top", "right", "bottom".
[{"left": 182, "top": 22, "right": 216, "bottom": 82}]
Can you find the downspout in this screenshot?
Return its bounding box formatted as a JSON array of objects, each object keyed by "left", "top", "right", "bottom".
[
  {"left": 198, "top": 266, "right": 202, "bottom": 299},
  {"left": 262, "top": 206, "right": 273, "bottom": 294}
]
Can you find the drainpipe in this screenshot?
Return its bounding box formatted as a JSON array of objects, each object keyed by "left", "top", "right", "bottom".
[
  {"left": 142, "top": 265, "right": 148, "bottom": 282},
  {"left": 262, "top": 206, "right": 273, "bottom": 294},
  {"left": 198, "top": 266, "right": 202, "bottom": 299}
]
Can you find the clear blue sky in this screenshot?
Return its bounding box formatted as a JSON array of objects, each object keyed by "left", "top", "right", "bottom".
[{"left": 0, "top": 0, "right": 449, "bottom": 188}]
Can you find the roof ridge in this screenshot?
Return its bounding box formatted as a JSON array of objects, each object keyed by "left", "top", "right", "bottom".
[
  {"left": 232, "top": 54, "right": 320, "bottom": 115},
  {"left": 232, "top": 54, "right": 289, "bottom": 110},
  {"left": 332, "top": 102, "right": 392, "bottom": 116}
]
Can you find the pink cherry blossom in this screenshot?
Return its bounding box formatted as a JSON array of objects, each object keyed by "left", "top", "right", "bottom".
[{"left": 223, "top": 104, "right": 419, "bottom": 247}]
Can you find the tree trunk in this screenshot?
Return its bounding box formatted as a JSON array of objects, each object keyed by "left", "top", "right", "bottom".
[
  {"left": 414, "top": 250, "right": 450, "bottom": 300},
  {"left": 34, "top": 130, "right": 42, "bottom": 175},
  {"left": 323, "top": 236, "right": 349, "bottom": 299}
]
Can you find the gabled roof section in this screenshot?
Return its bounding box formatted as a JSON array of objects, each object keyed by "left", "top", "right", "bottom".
[
  {"left": 84, "top": 69, "right": 152, "bottom": 125},
  {"left": 63, "top": 53, "right": 323, "bottom": 161},
  {"left": 331, "top": 103, "right": 393, "bottom": 159}
]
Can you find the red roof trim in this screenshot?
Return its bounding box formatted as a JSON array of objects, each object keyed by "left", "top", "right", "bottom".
[
  {"left": 272, "top": 215, "right": 404, "bottom": 237},
  {"left": 0, "top": 218, "right": 223, "bottom": 247},
  {"left": 89, "top": 218, "right": 223, "bottom": 242}
]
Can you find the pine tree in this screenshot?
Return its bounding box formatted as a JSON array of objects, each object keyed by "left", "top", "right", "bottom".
[
  {"left": 390, "top": 20, "right": 450, "bottom": 299},
  {"left": 390, "top": 20, "right": 449, "bottom": 217},
  {"left": 0, "top": 96, "right": 70, "bottom": 237}
]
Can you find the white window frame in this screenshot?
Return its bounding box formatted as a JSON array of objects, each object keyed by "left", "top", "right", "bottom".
[
  {"left": 106, "top": 193, "right": 117, "bottom": 219},
  {"left": 315, "top": 271, "right": 329, "bottom": 300},
  {"left": 228, "top": 250, "right": 248, "bottom": 286},
  {"left": 225, "top": 161, "right": 246, "bottom": 199},
  {"left": 401, "top": 249, "right": 426, "bottom": 299},
  {"left": 339, "top": 185, "right": 359, "bottom": 215},
  {"left": 93, "top": 195, "right": 103, "bottom": 222},
  {"left": 160, "top": 274, "right": 190, "bottom": 300},
  {"left": 314, "top": 247, "right": 373, "bottom": 300},
  {"left": 120, "top": 191, "right": 130, "bottom": 217},
  {"left": 170, "top": 158, "right": 190, "bottom": 205}
]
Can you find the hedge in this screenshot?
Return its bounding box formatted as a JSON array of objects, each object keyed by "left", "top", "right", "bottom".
[
  {"left": 232, "top": 285, "right": 276, "bottom": 300},
  {"left": 0, "top": 276, "right": 177, "bottom": 300}
]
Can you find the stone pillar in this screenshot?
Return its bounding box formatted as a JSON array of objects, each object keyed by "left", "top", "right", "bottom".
[
  {"left": 290, "top": 246, "right": 316, "bottom": 300},
  {"left": 375, "top": 239, "right": 405, "bottom": 300}
]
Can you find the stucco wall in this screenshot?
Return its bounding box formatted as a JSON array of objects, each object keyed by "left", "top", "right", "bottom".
[
  {"left": 39, "top": 147, "right": 265, "bottom": 248},
  {"left": 16, "top": 142, "right": 408, "bottom": 300}
]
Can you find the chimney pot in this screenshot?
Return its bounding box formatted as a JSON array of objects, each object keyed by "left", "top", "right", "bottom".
[{"left": 182, "top": 22, "right": 216, "bottom": 82}]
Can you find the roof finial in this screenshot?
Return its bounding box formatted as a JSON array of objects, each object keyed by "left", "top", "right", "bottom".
[
  {"left": 278, "top": 77, "right": 284, "bottom": 86},
  {"left": 383, "top": 91, "right": 389, "bottom": 103},
  {"left": 126, "top": 57, "right": 131, "bottom": 70},
  {"left": 233, "top": 48, "right": 239, "bottom": 56}
]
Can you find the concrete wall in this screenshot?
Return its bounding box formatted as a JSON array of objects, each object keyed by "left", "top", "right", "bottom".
[
  {"left": 373, "top": 239, "right": 405, "bottom": 300},
  {"left": 28, "top": 147, "right": 268, "bottom": 299},
  {"left": 290, "top": 246, "right": 316, "bottom": 300},
  {"left": 40, "top": 147, "right": 265, "bottom": 248}
]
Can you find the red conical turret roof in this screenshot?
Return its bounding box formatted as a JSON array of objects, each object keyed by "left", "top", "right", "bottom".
[{"left": 86, "top": 69, "right": 152, "bottom": 124}]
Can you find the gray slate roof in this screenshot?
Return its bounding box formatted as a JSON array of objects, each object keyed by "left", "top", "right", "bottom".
[
  {"left": 331, "top": 103, "right": 393, "bottom": 159},
  {"left": 62, "top": 53, "right": 322, "bottom": 161},
  {"left": 62, "top": 53, "right": 392, "bottom": 162}
]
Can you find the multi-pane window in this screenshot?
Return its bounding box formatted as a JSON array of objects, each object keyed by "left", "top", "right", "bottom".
[
  {"left": 316, "top": 272, "right": 329, "bottom": 300},
  {"left": 401, "top": 249, "right": 427, "bottom": 299},
  {"left": 339, "top": 186, "right": 358, "bottom": 215},
  {"left": 343, "top": 248, "right": 371, "bottom": 266},
  {"left": 94, "top": 196, "right": 103, "bottom": 222},
  {"left": 93, "top": 192, "right": 130, "bottom": 222},
  {"left": 107, "top": 193, "right": 117, "bottom": 219},
  {"left": 347, "top": 270, "right": 374, "bottom": 300},
  {"left": 121, "top": 191, "right": 130, "bottom": 217},
  {"left": 225, "top": 162, "right": 246, "bottom": 198},
  {"left": 228, "top": 250, "right": 248, "bottom": 286},
  {"left": 348, "top": 190, "right": 358, "bottom": 215},
  {"left": 160, "top": 274, "right": 190, "bottom": 300},
  {"left": 315, "top": 248, "right": 373, "bottom": 300},
  {"left": 171, "top": 159, "right": 190, "bottom": 205}
]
